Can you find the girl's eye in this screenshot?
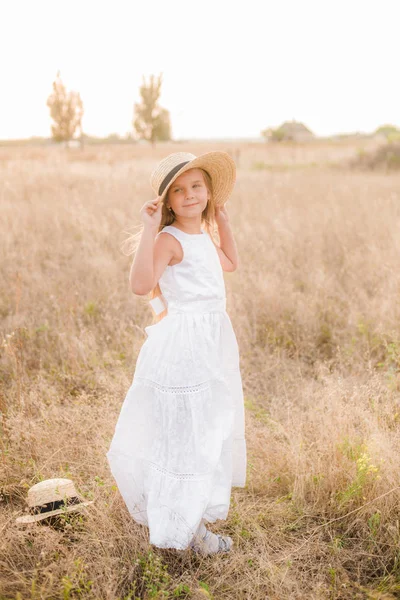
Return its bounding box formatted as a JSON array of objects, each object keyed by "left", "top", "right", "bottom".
[{"left": 193, "top": 184, "right": 200, "bottom": 188}]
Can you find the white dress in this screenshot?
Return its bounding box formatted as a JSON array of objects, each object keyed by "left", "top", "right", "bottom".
[{"left": 106, "top": 224, "right": 247, "bottom": 550}]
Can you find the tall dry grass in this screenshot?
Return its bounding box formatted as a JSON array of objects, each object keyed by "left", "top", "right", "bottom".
[{"left": 1, "top": 141, "right": 400, "bottom": 599}]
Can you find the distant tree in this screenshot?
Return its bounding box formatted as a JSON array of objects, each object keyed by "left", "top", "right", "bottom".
[
  {"left": 375, "top": 124, "right": 400, "bottom": 142},
  {"left": 375, "top": 124, "right": 399, "bottom": 137},
  {"left": 261, "top": 126, "right": 285, "bottom": 142},
  {"left": 47, "top": 71, "right": 84, "bottom": 144},
  {"left": 133, "top": 74, "right": 171, "bottom": 146},
  {"left": 261, "top": 121, "right": 313, "bottom": 143},
  {"left": 153, "top": 107, "right": 172, "bottom": 142}
]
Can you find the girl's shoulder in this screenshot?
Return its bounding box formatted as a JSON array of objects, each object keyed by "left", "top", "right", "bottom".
[{"left": 157, "top": 225, "right": 186, "bottom": 245}]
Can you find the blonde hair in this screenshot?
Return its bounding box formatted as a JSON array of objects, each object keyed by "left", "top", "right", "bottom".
[{"left": 122, "top": 168, "right": 219, "bottom": 324}]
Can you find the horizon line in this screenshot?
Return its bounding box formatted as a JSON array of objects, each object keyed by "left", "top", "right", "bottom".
[{"left": 0, "top": 130, "right": 384, "bottom": 144}]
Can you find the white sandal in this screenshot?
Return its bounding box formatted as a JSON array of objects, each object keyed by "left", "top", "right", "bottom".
[
  {"left": 189, "top": 526, "right": 233, "bottom": 555},
  {"left": 216, "top": 533, "right": 233, "bottom": 552}
]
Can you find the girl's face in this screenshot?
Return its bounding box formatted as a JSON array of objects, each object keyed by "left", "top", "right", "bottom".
[{"left": 166, "top": 168, "right": 210, "bottom": 217}]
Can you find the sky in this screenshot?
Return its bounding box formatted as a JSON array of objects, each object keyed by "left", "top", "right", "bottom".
[{"left": 0, "top": 0, "right": 399, "bottom": 140}]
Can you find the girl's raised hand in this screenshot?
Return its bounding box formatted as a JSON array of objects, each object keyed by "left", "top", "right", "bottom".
[
  {"left": 215, "top": 204, "right": 230, "bottom": 225},
  {"left": 140, "top": 197, "right": 163, "bottom": 230}
]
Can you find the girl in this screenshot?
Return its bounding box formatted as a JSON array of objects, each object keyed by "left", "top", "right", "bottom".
[{"left": 106, "top": 151, "right": 247, "bottom": 555}]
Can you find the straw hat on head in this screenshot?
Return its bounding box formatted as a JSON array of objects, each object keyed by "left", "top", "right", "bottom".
[
  {"left": 15, "top": 478, "right": 94, "bottom": 524},
  {"left": 150, "top": 151, "right": 236, "bottom": 206}
]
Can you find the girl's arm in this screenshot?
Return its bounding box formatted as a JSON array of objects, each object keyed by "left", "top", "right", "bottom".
[
  {"left": 129, "top": 197, "right": 175, "bottom": 295},
  {"left": 214, "top": 205, "right": 239, "bottom": 272}
]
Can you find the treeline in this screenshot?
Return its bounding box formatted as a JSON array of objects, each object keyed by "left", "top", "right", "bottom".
[
  {"left": 9, "top": 70, "right": 400, "bottom": 147},
  {"left": 46, "top": 72, "right": 171, "bottom": 146}
]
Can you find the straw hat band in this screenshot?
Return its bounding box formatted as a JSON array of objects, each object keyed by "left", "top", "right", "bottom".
[
  {"left": 158, "top": 161, "right": 190, "bottom": 196},
  {"left": 29, "top": 495, "right": 82, "bottom": 516}
]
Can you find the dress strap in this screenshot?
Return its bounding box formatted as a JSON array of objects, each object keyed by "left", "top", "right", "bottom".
[
  {"left": 157, "top": 225, "right": 187, "bottom": 246},
  {"left": 159, "top": 225, "right": 185, "bottom": 241},
  {"left": 158, "top": 225, "right": 206, "bottom": 240}
]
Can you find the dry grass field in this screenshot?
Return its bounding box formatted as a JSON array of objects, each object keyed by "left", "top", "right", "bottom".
[{"left": 2, "top": 138, "right": 400, "bottom": 599}]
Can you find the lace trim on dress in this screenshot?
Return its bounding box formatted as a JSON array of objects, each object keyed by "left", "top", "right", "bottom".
[
  {"left": 134, "top": 376, "right": 224, "bottom": 395},
  {"left": 145, "top": 460, "right": 212, "bottom": 481}
]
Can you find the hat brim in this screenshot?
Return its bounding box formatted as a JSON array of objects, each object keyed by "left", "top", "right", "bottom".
[
  {"left": 159, "top": 151, "right": 236, "bottom": 206},
  {"left": 15, "top": 500, "right": 94, "bottom": 524}
]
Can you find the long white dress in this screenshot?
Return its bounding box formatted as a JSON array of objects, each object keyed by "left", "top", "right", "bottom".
[{"left": 106, "top": 224, "right": 247, "bottom": 550}]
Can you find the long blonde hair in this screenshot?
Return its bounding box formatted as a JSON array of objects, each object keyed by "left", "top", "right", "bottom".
[{"left": 122, "top": 168, "right": 219, "bottom": 324}]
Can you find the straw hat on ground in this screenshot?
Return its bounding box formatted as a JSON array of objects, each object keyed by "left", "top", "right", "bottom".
[
  {"left": 15, "top": 478, "right": 94, "bottom": 524},
  {"left": 150, "top": 151, "right": 236, "bottom": 206}
]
